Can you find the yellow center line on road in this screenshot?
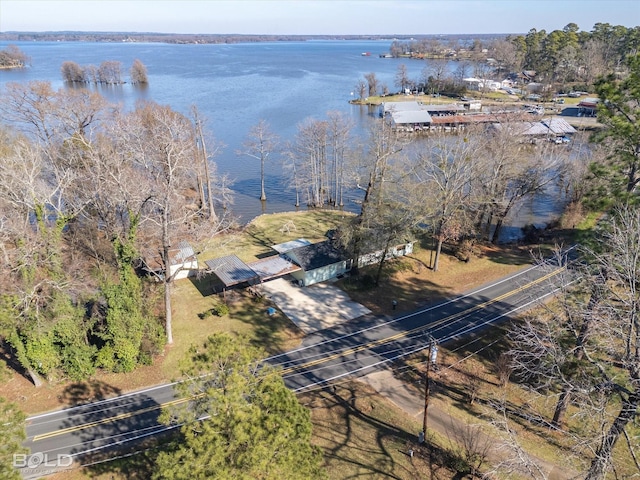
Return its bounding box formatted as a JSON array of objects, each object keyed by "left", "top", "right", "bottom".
[
  {"left": 31, "top": 268, "right": 564, "bottom": 443},
  {"left": 279, "top": 267, "right": 564, "bottom": 375},
  {"left": 32, "top": 393, "right": 205, "bottom": 442}
]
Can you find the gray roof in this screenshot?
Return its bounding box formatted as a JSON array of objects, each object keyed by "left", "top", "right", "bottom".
[
  {"left": 383, "top": 100, "right": 438, "bottom": 124},
  {"left": 170, "top": 241, "right": 196, "bottom": 265},
  {"left": 382, "top": 101, "right": 425, "bottom": 113},
  {"left": 287, "top": 240, "right": 349, "bottom": 271},
  {"left": 423, "top": 104, "right": 466, "bottom": 113},
  {"left": 492, "top": 117, "right": 576, "bottom": 136},
  {"left": 204, "top": 255, "right": 259, "bottom": 286},
  {"left": 272, "top": 238, "right": 311, "bottom": 254},
  {"left": 541, "top": 117, "right": 576, "bottom": 134},
  {"left": 390, "top": 109, "right": 433, "bottom": 125},
  {"left": 248, "top": 255, "right": 301, "bottom": 280}
]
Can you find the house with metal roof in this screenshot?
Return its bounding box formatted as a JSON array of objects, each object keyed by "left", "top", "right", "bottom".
[{"left": 282, "top": 240, "right": 352, "bottom": 287}]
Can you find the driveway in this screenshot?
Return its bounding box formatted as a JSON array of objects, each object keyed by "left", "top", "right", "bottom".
[{"left": 258, "top": 277, "right": 371, "bottom": 334}]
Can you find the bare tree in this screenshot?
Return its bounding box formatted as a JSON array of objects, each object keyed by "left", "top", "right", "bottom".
[
  {"left": 130, "top": 59, "right": 148, "bottom": 84},
  {"left": 289, "top": 112, "right": 357, "bottom": 209},
  {"left": 97, "top": 60, "right": 122, "bottom": 84},
  {"left": 364, "top": 72, "right": 379, "bottom": 97},
  {"left": 491, "top": 38, "right": 522, "bottom": 75},
  {"left": 474, "top": 123, "right": 561, "bottom": 244},
  {"left": 238, "top": 119, "right": 279, "bottom": 201},
  {"left": 473, "top": 61, "right": 494, "bottom": 97},
  {"left": 61, "top": 61, "right": 86, "bottom": 83},
  {"left": 117, "top": 101, "right": 227, "bottom": 344},
  {"left": 411, "top": 129, "right": 482, "bottom": 271},
  {"left": 326, "top": 111, "right": 353, "bottom": 207},
  {"left": 446, "top": 420, "right": 493, "bottom": 477},
  {"left": 290, "top": 117, "right": 328, "bottom": 208},
  {"left": 394, "top": 64, "right": 410, "bottom": 93},
  {"left": 452, "top": 60, "right": 472, "bottom": 89},
  {"left": 509, "top": 207, "right": 640, "bottom": 479},
  {"left": 0, "top": 44, "right": 29, "bottom": 68},
  {"left": 579, "top": 40, "right": 607, "bottom": 85},
  {"left": 368, "top": 174, "right": 418, "bottom": 287},
  {"left": 0, "top": 139, "right": 83, "bottom": 385},
  {"left": 0, "top": 81, "right": 59, "bottom": 145},
  {"left": 192, "top": 106, "right": 219, "bottom": 221},
  {"left": 423, "top": 59, "right": 448, "bottom": 95},
  {"left": 486, "top": 398, "right": 551, "bottom": 480},
  {"left": 354, "top": 79, "right": 367, "bottom": 100},
  {"left": 583, "top": 206, "right": 640, "bottom": 480},
  {"left": 0, "top": 83, "right": 115, "bottom": 384},
  {"left": 53, "top": 87, "right": 109, "bottom": 143},
  {"left": 84, "top": 64, "right": 98, "bottom": 83},
  {"left": 346, "top": 116, "right": 407, "bottom": 275}
]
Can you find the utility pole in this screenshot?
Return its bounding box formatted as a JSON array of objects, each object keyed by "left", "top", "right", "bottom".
[{"left": 422, "top": 336, "right": 437, "bottom": 438}]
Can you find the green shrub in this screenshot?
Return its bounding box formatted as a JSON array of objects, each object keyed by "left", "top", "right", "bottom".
[{"left": 213, "top": 303, "right": 229, "bottom": 317}]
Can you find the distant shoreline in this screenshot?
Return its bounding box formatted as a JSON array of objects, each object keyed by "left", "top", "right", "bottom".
[{"left": 0, "top": 31, "right": 511, "bottom": 45}]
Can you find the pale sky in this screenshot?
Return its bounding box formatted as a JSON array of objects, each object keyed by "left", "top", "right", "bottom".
[{"left": 1, "top": 0, "right": 638, "bottom": 35}]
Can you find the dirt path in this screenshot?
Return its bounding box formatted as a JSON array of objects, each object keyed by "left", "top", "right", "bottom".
[{"left": 358, "top": 369, "right": 583, "bottom": 480}]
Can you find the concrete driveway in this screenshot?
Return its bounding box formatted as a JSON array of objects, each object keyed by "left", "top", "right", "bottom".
[{"left": 258, "top": 277, "right": 371, "bottom": 334}]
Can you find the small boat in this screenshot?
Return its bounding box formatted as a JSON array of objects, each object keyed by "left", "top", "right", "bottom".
[{"left": 361, "top": 52, "right": 371, "bottom": 56}]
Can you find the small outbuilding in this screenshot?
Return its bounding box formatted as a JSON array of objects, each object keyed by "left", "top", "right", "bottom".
[
  {"left": 169, "top": 241, "right": 198, "bottom": 280},
  {"left": 577, "top": 98, "right": 599, "bottom": 117}
]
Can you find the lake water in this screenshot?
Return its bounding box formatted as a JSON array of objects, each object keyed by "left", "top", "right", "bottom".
[
  {"left": 0, "top": 40, "right": 566, "bottom": 239},
  {"left": 0, "top": 40, "right": 422, "bottom": 219}
]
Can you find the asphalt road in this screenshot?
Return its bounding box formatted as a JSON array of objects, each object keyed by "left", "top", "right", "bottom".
[{"left": 21, "top": 259, "right": 569, "bottom": 477}]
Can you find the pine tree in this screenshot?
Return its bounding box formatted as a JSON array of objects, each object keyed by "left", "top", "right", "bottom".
[{"left": 154, "top": 334, "right": 325, "bottom": 480}]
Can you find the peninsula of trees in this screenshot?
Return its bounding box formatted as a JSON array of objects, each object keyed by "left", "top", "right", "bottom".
[{"left": 0, "top": 45, "right": 29, "bottom": 68}]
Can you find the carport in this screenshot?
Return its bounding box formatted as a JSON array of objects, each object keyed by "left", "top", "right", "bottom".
[{"left": 204, "top": 255, "right": 260, "bottom": 293}]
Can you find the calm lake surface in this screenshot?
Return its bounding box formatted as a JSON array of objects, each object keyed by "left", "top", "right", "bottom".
[
  {"left": 0, "top": 40, "right": 415, "bottom": 219},
  {"left": 0, "top": 40, "right": 564, "bottom": 238}
]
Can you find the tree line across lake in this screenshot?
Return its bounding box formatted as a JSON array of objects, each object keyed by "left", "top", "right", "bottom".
[{"left": 358, "top": 23, "right": 639, "bottom": 99}]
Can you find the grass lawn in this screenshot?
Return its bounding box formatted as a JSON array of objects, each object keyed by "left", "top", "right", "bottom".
[
  {"left": 300, "top": 382, "right": 454, "bottom": 480},
  {"left": 338, "top": 238, "right": 533, "bottom": 316},
  {"left": 4, "top": 210, "right": 351, "bottom": 414},
  {"left": 13, "top": 209, "right": 629, "bottom": 480}
]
